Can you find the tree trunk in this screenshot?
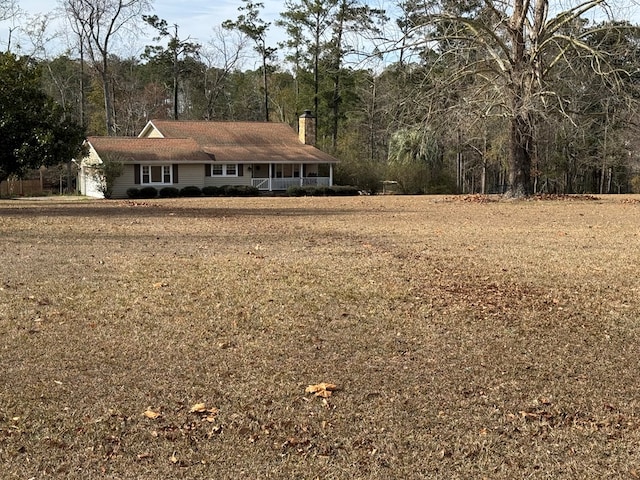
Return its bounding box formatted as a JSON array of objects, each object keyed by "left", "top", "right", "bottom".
[
  {"left": 262, "top": 53, "right": 269, "bottom": 122},
  {"left": 505, "top": 0, "right": 533, "bottom": 197},
  {"left": 79, "top": 39, "right": 86, "bottom": 129},
  {"left": 481, "top": 136, "right": 487, "bottom": 195},
  {"left": 508, "top": 111, "right": 533, "bottom": 197},
  {"left": 330, "top": 3, "right": 345, "bottom": 150},
  {"left": 313, "top": 24, "right": 320, "bottom": 120},
  {"left": 102, "top": 72, "right": 115, "bottom": 135},
  {"left": 173, "top": 74, "right": 179, "bottom": 120},
  {"left": 173, "top": 47, "right": 179, "bottom": 120}
]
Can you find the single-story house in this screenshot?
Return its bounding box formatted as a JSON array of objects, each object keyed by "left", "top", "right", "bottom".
[{"left": 78, "top": 111, "right": 339, "bottom": 198}]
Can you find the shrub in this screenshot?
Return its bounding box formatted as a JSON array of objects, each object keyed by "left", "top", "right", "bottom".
[
  {"left": 159, "top": 187, "right": 180, "bottom": 198},
  {"left": 301, "top": 186, "right": 330, "bottom": 196},
  {"left": 138, "top": 186, "right": 158, "bottom": 198},
  {"left": 287, "top": 186, "right": 305, "bottom": 197},
  {"left": 126, "top": 188, "right": 140, "bottom": 199},
  {"left": 222, "top": 185, "right": 239, "bottom": 196},
  {"left": 331, "top": 185, "right": 360, "bottom": 196},
  {"left": 233, "top": 185, "right": 260, "bottom": 197},
  {"left": 202, "top": 185, "right": 222, "bottom": 196},
  {"left": 93, "top": 154, "right": 124, "bottom": 199},
  {"left": 203, "top": 185, "right": 259, "bottom": 197},
  {"left": 180, "top": 186, "right": 202, "bottom": 197},
  {"left": 288, "top": 185, "right": 359, "bottom": 197}
]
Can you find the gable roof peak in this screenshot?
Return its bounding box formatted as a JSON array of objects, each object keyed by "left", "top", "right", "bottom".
[{"left": 138, "top": 120, "right": 165, "bottom": 138}]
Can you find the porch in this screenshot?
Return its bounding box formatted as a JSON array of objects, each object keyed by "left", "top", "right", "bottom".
[{"left": 249, "top": 163, "right": 334, "bottom": 191}]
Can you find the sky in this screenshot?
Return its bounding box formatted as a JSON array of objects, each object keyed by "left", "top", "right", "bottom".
[
  {"left": 2, "top": 0, "right": 640, "bottom": 64},
  {"left": 0, "top": 0, "right": 290, "bottom": 63}
]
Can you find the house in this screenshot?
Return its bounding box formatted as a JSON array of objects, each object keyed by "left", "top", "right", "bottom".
[{"left": 78, "top": 111, "right": 339, "bottom": 199}]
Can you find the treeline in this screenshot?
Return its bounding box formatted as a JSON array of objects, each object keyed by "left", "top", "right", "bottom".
[{"left": 6, "top": 0, "right": 640, "bottom": 194}]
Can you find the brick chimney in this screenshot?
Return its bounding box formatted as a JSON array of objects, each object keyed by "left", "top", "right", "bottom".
[{"left": 298, "top": 110, "right": 316, "bottom": 146}]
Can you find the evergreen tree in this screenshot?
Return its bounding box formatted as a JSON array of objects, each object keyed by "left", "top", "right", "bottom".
[
  {"left": 223, "top": 1, "right": 277, "bottom": 121},
  {"left": 0, "top": 53, "right": 86, "bottom": 183},
  {"left": 142, "top": 16, "right": 201, "bottom": 120}
]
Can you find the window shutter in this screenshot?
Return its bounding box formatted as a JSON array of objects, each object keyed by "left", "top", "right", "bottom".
[
  {"left": 134, "top": 164, "right": 140, "bottom": 184},
  {"left": 173, "top": 164, "right": 179, "bottom": 184},
  {"left": 238, "top": 164, "right": 243, "bottom": 177},
  {"left": 205, "top": 164, "right": 211, "bottom": 177}
]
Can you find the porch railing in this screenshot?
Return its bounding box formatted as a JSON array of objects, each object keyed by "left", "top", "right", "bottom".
[
  {"left": 251, "top": 177, "right": 331, "bottom": 191},
  {"left": 251, "top": 178, "right": 270, "bottom": 190}
]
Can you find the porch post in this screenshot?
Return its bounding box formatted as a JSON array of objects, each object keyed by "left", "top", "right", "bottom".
[
  {"left": 269, "top": 163, "right": 273, "bottom": 191},
  {"left": 329, "top": 163, "right": 334, "bottom": 186},
  {"left": 300, "top": 163, "right": 304, "bottom": 186}
]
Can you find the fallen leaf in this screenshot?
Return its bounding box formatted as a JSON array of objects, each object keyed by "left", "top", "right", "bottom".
[
  {"left": 305, "top": 382, "right": 338, "bottom": 397},
  {"left": 170, "top": 452, "right": 178, "bottom": 464},
  {"left": 143, "top": 409, "right": 161, "bottom": 420},
  {"left": 189, "top": 403, "right": 207, "bottom": 413}
]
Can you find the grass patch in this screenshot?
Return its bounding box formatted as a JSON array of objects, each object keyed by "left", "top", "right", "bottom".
[{"left": 1, "top": 195, "right": 639, "bottom": 478}]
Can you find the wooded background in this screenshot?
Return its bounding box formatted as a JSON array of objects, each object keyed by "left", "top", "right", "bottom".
[{"left": 3, "top": 0, "right": 640, "bottom": 195}]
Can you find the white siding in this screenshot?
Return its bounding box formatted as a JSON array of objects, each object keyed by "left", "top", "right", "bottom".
[
  {"left": 79, "top": 146, "right": 105, "bottom": 198},
  {"left": 79, "top": 165, "right": 104, "bottom": 198}
]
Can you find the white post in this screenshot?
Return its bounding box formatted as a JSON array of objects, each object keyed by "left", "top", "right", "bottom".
[
  {"left": 269, "top": 163, "right": 273, "bottom": 191},
  {"left": 300, "top": 163, "right": 304, "bottom": 186},
  {"left": 329, "top": 164, "right": 334, "bottom": 186}
]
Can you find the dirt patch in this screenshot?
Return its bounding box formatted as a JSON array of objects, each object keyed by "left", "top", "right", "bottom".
[{"left": 1, "top": 195, "right": 639, "bottom": 478}]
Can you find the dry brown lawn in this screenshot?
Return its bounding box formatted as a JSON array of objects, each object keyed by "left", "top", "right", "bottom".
[{"left": 1, "top": 194, "right": 639, "bottom": 479}]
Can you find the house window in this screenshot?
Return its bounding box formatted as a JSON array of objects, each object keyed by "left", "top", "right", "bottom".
[
  {"left": 209, "top": 164, "right": 238, "bottom": 177},
  {"left": 142, "top": 165, "right": 172, "bottom": 184}
]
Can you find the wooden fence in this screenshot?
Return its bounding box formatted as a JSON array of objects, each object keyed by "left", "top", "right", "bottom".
[{"left": 0, "top": 178, "right": 46, "bottom": 197}]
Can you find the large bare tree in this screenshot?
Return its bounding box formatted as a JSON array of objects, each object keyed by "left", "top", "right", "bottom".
[
  {"left": 406, "top": 0, "right": 628, "bottom": 196},
  {"left": 63, "top": 0, "right": 150, "bottom": 135},
  {"left": 199, "top": 27, "right": 249, "bottom": 120}
]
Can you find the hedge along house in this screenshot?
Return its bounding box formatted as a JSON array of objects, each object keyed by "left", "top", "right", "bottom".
[{"left": 78, "top": 111, "right": 339, "bottom": 199}]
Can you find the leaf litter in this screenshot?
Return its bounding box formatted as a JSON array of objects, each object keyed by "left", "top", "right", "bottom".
[{"left": 1, "top": 196, "right": 640, "bottom": 479}]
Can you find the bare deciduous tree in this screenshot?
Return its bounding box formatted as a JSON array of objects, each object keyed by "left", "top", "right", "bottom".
[
  {"left": 200, "top": 26, "right": 249, "bottom": 120},
  {"left": 403, "top": 0, "right": 629, "bottom": 196},
  {"left": 0, "top": 0, "right": 18, "bottom": 22},
  {"left": 63, "top": 0, "right": 150, "bottom": 135}
]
